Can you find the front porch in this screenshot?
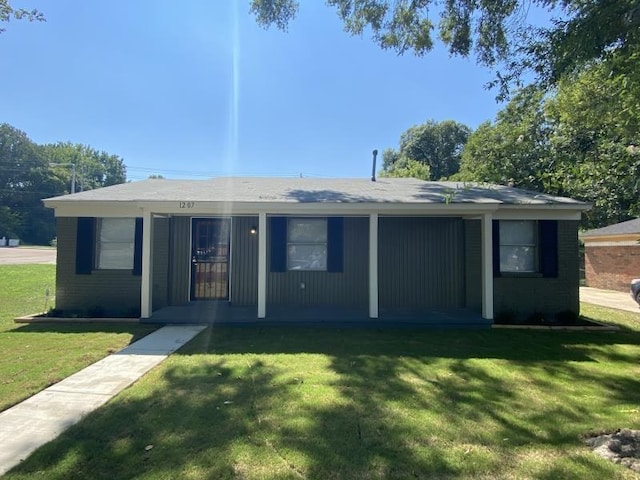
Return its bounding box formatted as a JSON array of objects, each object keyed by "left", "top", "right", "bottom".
[{"left": 145, "top": 302, "right": 490, "bottom": 328}]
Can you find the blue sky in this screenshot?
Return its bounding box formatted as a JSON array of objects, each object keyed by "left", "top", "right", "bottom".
[{"left": 2, "top": 1, "right": 511, "bottom": 180}]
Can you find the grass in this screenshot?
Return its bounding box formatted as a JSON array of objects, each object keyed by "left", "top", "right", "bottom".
[
  {"left": 0, "top": 264, "right": 156, "bottom": 412},
  {"left": 4, "top": 303, "right": 640, "bottom": 479}
]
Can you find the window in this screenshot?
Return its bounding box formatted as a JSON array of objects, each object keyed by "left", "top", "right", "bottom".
[
  {"left": 499, "top": 220, "right": 537, "bottom": 273},
  {"left": 96, "top": 218, "right": 136, "bottom": 269},
  {"left": 287, "top": 218, "right": 327, "bottom": 270}
]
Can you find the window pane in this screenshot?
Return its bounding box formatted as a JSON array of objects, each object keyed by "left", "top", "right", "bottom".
[
  {"left": 99, "top": 218, "right": 135, "bottom": 242},
  {"left": 97, "top": 218, "right": 135, "bottom": 269},
  {"left": 99, "top": 243, "right": 135, "bottom": 269},
  {"left": 288, "top": 244, "right": 327, "bottom": 270},
  {"left": 288, "top": 219, "right": 327, "bottom": 243},
  {"left": 500, "top": 221, "right": 535, "bottom": 245},
  {"left": 500, "top": 246, "right": 535, "bottom": 272}
]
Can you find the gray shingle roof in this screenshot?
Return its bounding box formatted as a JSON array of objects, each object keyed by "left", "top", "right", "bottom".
[
  {"left": 581, "top": 218, "right": 640, "bottom": 237},
  {"left": 44, "top": 177, "right": 588, "bottom": 207}
]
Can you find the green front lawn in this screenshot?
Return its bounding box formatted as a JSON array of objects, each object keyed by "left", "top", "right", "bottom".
[
  {"left": 0, "top": 265, "right": 156, "bottom": 412},
  {"left": 6, "top": 304, "right": 640, "bottom": 479}
]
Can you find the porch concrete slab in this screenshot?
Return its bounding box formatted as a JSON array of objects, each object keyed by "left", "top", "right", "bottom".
[
  {"left": 117, "top": 324, "right": 206, "bottom": 354},
  {"left": 580, "top": 287, "right": 640, "bottom": 314},
  {"left": 0, "top": 324, "right": 206, "bottom": 476}
]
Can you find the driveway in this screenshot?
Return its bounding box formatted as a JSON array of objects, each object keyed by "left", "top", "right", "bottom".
[
  {"left": 580, "top": 286, "right": 639, "bottom": 314},
  {"left": 0, "top": 247, "right": 56, "bottom": 265}
]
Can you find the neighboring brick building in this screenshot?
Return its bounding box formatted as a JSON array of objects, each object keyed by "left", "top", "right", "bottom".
[{"left": 581, "top": 218, "right": 640, "bottom": 292}]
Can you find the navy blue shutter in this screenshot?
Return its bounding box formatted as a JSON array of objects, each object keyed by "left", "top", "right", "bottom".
[
  {"left": 270, "top": 217, "right": 287, "bottom": 272},
  {"left": 75, "top": 217, "right": 95, "bottom": 275},
  {"left": 327, "top": 217, "right": 344, "bottom": 272},
  {"left": 133, "top": 218, "right": 143, "bottom": 276},
  {"left": 492, "top": 220, "right": 501, "bottom": 277},
  {"left": 539, "top": 220, "right": 558, "bottom": 278}
]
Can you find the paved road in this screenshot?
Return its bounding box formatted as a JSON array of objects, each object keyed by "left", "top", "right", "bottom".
[
  {"left": 580, "top": 286, "right": 639, "bottom": 314},
  {"left": 0, "top": 247, "right": 56, "bottom": 265}
]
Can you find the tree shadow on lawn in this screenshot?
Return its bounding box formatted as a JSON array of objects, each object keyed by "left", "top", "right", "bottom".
[
  {"left": 7, "top": 327, "right": 639, "bottom": 479},
  {"left": 4, "top": 322, "right": 158, "bottom": 344},
  {"left": 182, "top": 325, "right": 640, "bottom": 362}
]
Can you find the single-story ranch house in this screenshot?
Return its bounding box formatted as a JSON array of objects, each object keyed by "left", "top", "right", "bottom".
[
  {"left": 580, "top": 218, "right": 640, "bottom": 292},
  {"left": 43, "top": 177, "right": 590, "bottom": 326}
]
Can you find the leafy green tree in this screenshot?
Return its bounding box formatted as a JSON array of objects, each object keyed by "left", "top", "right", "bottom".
[
  {"left": 0, "top": 0, "right": 44, "bottom": 34},
  {"left": 379, "top": 156, "right": 430, "bottom": 180},
  {"left": 0, "top": 124, "right": 62, "bottom": 243},
  {"left": 250, "top": 0, "right": 640, "bottom": 96},
  {"left": 454, "top": 87, "right": 551, "bottom": 191},
  {"left": 545, "top": 50, "right": 640, "bottom": 227},
  {"left": 456, "top": 58, "right": 640, "bottom": 228},
  {"left": 382, "top": 120, "right": 471, "bottom": 180},
  {"left": 43, "top": 143, "right": 127, "bottom": 193},
  {"left": 0, "top": 123, "right": 128, "bottom": 244}
]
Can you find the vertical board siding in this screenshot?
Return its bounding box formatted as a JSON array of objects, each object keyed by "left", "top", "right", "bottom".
[
  {"left": 152, "top": 217, "right": 169, "bottom": 310},
  {"left": 169, "top": 216, "right": 191, "bottom": 306},
  {"left": 464, "top": 219, "right": 482, "bottom": 310},
  {"left": 231, "top": 216, "right": 259, "bottom": 305},
  {"left": 378, "top": 217, "right": 464, "bottom": 308},
  {"left": 267, "top": 217, "right": 368, "bottom": 306},
  {"left": 55, "top": 217, "right": 141, "bottom": 314}
]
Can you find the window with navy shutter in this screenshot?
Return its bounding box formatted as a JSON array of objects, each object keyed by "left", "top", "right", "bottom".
[
  {"left": 132, "top": 218, "right": 143, "bottom": 276},
  {"left": 327, "top": 217, "right": 343, "bottom": 273},
  {"left": 75, "top": 217, "right": 95, "bottom": 275},
  {"left": 493, "top": 219, "right": 558, "bottom": 276},
  {"left": 269, "top": 217, "right": 287, "bottom": 272},
  {"left": 539, "top": 220, "right": 558, "bottom": 278},
  {"left": 269, "top": 216, "right": 344, "bottom": 273}
]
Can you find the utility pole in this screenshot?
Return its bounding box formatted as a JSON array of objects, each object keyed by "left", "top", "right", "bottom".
[{"left": 49, "top": 163, "right": 77, "bottom": 194}]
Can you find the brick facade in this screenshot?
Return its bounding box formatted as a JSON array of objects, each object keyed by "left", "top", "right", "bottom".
[
  {"left": 585, "top": 245, "right": 640, "bottom": 292},
  {"left": 494, "top": 220, "right": 580, "bottom": 319}
]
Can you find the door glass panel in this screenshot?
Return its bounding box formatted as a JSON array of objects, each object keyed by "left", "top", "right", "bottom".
[{"left": 191, "top": 218, "right": 230, "bottom": 300}]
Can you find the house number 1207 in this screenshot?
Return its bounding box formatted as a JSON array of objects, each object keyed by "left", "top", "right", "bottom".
[{"left": 179, "top": 201, "right": 195, "bottom": 209}]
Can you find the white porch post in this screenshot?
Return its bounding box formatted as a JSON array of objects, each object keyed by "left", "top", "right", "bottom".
[
  {"left": 369, "top": 213, "right": 379, "bottom": 318},
  {"left": 481, "top": 212, "right": 494, "bottom": 320},
  {"left": 140, "top": 210, "right": 154, "bottom": 319},
  {"left": 257, "top": 212, "right": 267, "bottom": 318}
]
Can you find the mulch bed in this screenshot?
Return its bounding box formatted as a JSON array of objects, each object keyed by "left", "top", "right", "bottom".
[{"left": 584, "top": 429, "right": 640, "bottom": 473}]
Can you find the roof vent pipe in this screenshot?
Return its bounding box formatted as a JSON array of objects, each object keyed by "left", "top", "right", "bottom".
[{"left": 371, "top": 149, "right": 378, "bottom": 182}]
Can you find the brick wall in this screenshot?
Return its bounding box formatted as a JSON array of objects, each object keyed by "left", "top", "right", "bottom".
[
  {"left": 494, "top": 220, "right": 580, "bottom": 319},
  {"left": 56, "top": 217, "right": 170, "bottom": 315},
  {"left": 584, "top": 245, "right": 640, "bottom": 292}
]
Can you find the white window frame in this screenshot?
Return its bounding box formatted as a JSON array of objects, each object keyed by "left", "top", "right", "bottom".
[
  {"left": 499, "top": 220, "right": 538, "bottom": 273},
  {"left": 95, "top": 218, "right": 136, "bottom": 270},
  {"left": 287, "top": 218, "right": 328, "bottom": 271}
]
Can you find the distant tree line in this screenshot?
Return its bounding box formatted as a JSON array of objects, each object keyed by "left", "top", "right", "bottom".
[{"left": 0, "top": 123, "right": 127, "bottom": 244}]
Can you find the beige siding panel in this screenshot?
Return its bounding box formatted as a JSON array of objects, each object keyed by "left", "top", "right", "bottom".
[
  {"left": 267, "top": 217, "right": 368, "bottom": 306},
  {"left": 231, "top": 216, "right": 259, "bottom": 305},
  {"left": 378, "top": 217, "right": 464, "bottom": 308}
]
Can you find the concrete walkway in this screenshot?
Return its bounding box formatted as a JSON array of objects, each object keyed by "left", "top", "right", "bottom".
[
  {"left": 0, "top": 324, "right": 206, "bottom": 476},
  {"left": 580, "top": 286, "right": 640, "bottom": 314}
]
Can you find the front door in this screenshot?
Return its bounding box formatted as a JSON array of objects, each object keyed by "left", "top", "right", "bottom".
[{"left": 191, "top": 218, "right": 230, "bottom": 300}]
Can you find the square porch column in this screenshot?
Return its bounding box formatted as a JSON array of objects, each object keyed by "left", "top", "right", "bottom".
[
  {"left": 369, "top": 213, "right": 379, "bottom": 318},
  {"left": 140, "top": 210, "right": 154, "bottom": 319},
  {"left": 257, "top": 212, "right": 267, "bottom": 318},
  {"left": 481, "top": 212, "right": 494, "bottom": 320}
]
